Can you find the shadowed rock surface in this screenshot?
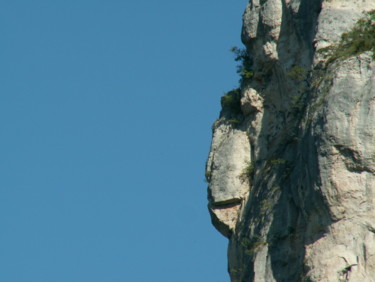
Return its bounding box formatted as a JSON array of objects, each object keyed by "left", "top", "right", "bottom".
[{"left": 206, "top": 0, "right": 375, "bottom": 281}]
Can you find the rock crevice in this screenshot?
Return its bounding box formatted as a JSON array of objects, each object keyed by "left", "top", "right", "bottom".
[{"left": 206, "top": 0, "right": 375, "bottom": 280}]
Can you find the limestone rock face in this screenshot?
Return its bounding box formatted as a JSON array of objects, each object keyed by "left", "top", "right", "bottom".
[
  {"left": 206, "top": 121, "right": 251, "bottom": 237},
  {"left": 206, "top": 0, "right": 375, "bottom": 280}
]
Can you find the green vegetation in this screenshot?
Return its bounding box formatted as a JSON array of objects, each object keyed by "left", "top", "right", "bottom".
[
  {"left": 241, "top": 236, "right": 267, "bottom": 256},
  {"left": 228, "top": 118, "right": 241, "bottom": 126},
  {"left": 218, "top": 46, "right": 253, "bottom": 125},
  {"left": 291, "top": 93, "right": 305, "bottom": 113},
  {"left": 230, "top": 267, "right": 244, "bottom": 282},
  {"left": 270, "top": 186, "right": 281, "bottom": 196},
  {"left": 221, "top": 88, "right": 242, "bottom": 115},
  {"left": 282, "top": 165, "right": 293, "bottom": 181},
  {"left": 242, "top": 161, "right": 255, "bottom": 178},
  {"left": 270, "top": 158, "right": 287, "bottom": 166},
  {"left": 230, "top": 46, "right": 254, "bottom": 81},
  {"left": 304, "top": 71, "right": 334, "bottom": 125},
  {"left": 204, "top": 170, "right": 211, "bottom": 183},
  {"left": 287, "top": 65, "right": 307, "bottom": 82},
  {"left": 310, "top": 68, "right": 326, "bottom": 89},
  {"left": 260, "top": 198, "right": 274, "bottom": 213},
  {"left": 229, "top": 267, "right": 243, "bottom": 275},
  {"left": 287, "top": 65, "right": 308, "bottom": 116},
  {"left": 321, "top": 10, "right": 375, "bottom": 65}
]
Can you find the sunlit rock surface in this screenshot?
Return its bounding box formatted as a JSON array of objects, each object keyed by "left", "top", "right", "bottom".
[{"left": 206, "top": 0, "right": 375, "bottom": 280}]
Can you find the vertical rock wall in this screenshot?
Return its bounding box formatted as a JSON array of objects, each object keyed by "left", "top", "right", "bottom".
[{"left": 206, "top": 0, "right": 375, "bottom": 280}]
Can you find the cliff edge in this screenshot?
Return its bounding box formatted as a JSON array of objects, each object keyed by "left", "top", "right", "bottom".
[{"left": 206, "top": 0, "right": 375, "bottom": 281}]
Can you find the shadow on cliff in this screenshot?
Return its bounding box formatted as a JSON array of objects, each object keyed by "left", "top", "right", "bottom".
[
  {"left": 238, "top": 0, "right": 334, "bottom": 280},
  {"left": 266, "top": 1, "right": 331, "bottom": 280}
]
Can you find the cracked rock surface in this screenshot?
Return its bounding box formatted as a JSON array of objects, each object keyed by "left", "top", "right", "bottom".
[{"left": 206, "top": 0, "right": 375, "bottom": 280}]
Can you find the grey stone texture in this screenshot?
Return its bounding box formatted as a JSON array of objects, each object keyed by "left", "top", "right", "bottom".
[{"left": 206, "top": 0, "right": 375, "bottom": 280}]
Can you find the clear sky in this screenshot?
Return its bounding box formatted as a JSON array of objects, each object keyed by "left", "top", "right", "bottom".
[{"left": 0, "top": 1, "right": 248, "bottom": 281}]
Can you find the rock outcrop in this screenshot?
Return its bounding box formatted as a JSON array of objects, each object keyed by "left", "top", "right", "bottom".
[{"left": 206, "top": 0, "right": 375, "bottom": 281}]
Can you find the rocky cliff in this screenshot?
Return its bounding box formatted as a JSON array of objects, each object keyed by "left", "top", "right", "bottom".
[{"left": 206, "top": 0, "right": 375, "bottom": 281}]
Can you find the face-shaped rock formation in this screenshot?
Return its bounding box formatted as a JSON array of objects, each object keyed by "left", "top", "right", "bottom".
[{"left": 206, "top": 0, "right": 375, "bottom": 280}]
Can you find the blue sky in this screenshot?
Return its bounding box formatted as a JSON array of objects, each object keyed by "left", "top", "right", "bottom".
[{"left": 0, "top": 1, "right": 247, "bottom": 281}]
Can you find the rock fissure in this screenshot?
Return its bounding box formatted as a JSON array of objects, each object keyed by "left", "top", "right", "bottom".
[{"left": 206, "top": 1, "right": 375, "bottom": 280}]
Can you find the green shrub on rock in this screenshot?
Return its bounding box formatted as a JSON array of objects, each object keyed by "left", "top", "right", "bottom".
[
  {"left": 221, "top": 88, "right": 242, "bottom": 115},
  {"left": 323, "top": 10, "right": 375, "bottom": 65},
  {"left": 230, "top": 46, "right": 254, "bottom": 81},
  {"left": 287, "top": 66, "right": 307, "bottom": 82}
]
